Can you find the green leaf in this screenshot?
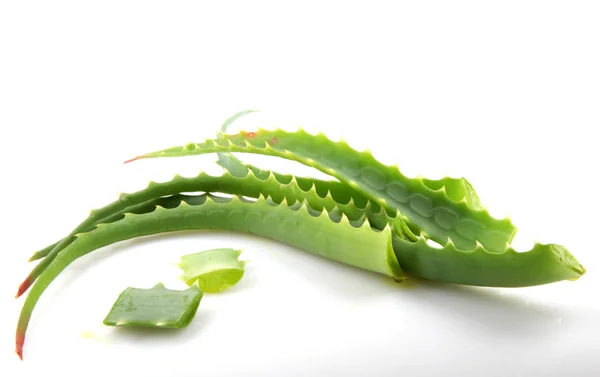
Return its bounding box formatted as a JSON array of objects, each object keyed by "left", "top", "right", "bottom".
[
  {"left": 103, "top": 283, "right": 203, "bottom": 328},
  {"left": 178, "top": 248, "right": 247, "bottom": 293}
]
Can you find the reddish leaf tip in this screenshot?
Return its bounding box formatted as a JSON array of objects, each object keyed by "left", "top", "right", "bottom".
[
  {"left": 16, "top": 277, "right": 32, "bottom": 299},
  {"left": 123, "top": 156, "right": 141, "bottom": 164},
  {"left": 16, "top": 332, "right": 24, "bottom": 360}
]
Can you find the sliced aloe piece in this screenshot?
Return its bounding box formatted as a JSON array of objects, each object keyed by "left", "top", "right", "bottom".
[
  {"left": 178, "top": 248, "right": 247, "bottom": 293},
  {"left": 103, "top": 283, "right": 203, "bottom": 328}
]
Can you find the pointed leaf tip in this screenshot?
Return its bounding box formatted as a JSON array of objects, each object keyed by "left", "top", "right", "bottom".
[
  {"left": 16, "top": 276, "right": 32, "bottom": 299},
  {"left": 16, "top": 331, "right": 24, "bottom": 360},
  {"left": 123, "top": 156, "right": 142, "bottom": 164}
]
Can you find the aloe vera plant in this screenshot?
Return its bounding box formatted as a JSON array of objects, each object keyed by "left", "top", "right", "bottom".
[{"left": 15, "top": 112, "right": 585, "bottom": 360}]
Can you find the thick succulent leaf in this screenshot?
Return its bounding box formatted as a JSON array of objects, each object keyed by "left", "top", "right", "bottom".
[
  {"left": 216, "top": 110, "right": 487, "bottom": 212},
  {"left": 126, "top": 128, "right": 516, "bottom": 252},
  {"left": 21, "top": 168, "right": 411, "bottom": 296},
  {"left": 393, "top": 237, "right": 585, "bottom": 287},
  {"left": 178, "top": 248, "right": 247, "bottom": 293},
  {"left": 103, "top": 283, "right": 203, "bottom": 328}
]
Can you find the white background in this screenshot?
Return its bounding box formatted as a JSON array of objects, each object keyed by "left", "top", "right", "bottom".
[{"left": 1, "top": 1, "right": 599, "bottom": 376}]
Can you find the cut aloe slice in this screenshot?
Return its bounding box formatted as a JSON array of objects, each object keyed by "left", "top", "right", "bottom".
[
  {"left": 103, "top": 283, "right": 203, "bottom": 328},
  {"left": 178, "top": 248, "right": 247, "bottom": 293}
]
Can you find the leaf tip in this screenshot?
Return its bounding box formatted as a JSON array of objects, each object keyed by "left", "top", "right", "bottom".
[
  {"left": 123, "top": 156, "right": 143, "bottom": 164},
  {"left": 15, "top": 276, "right": 32, "bottom": 299},
  {"left": 15, "top": 331, "right": 24, "bottom": 360}
]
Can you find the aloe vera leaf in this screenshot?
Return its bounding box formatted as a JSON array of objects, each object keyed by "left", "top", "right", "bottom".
[
  {"left": 125, "top": 128, "right": 516, "bottom": 252},
  {"left": 216, "top": 110, "right": 484, "bottom": 214},
  {"left": 21, "top": 168, "right": 408, "bottom": 295},
  {"left": 103, "top": 283, "right": 203, "bottom": 328},
  {"left": 216, "top": 111, "right": 486, "bottom": 212},
  {"left": 178, "top": 248, "right": 247, "bottom": 293},
  {"left": 16, "top": 194, "right": 403, "bottom": 359},
  {"left": 393, "top": 237, "right": 585, "bottom": 288}
]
